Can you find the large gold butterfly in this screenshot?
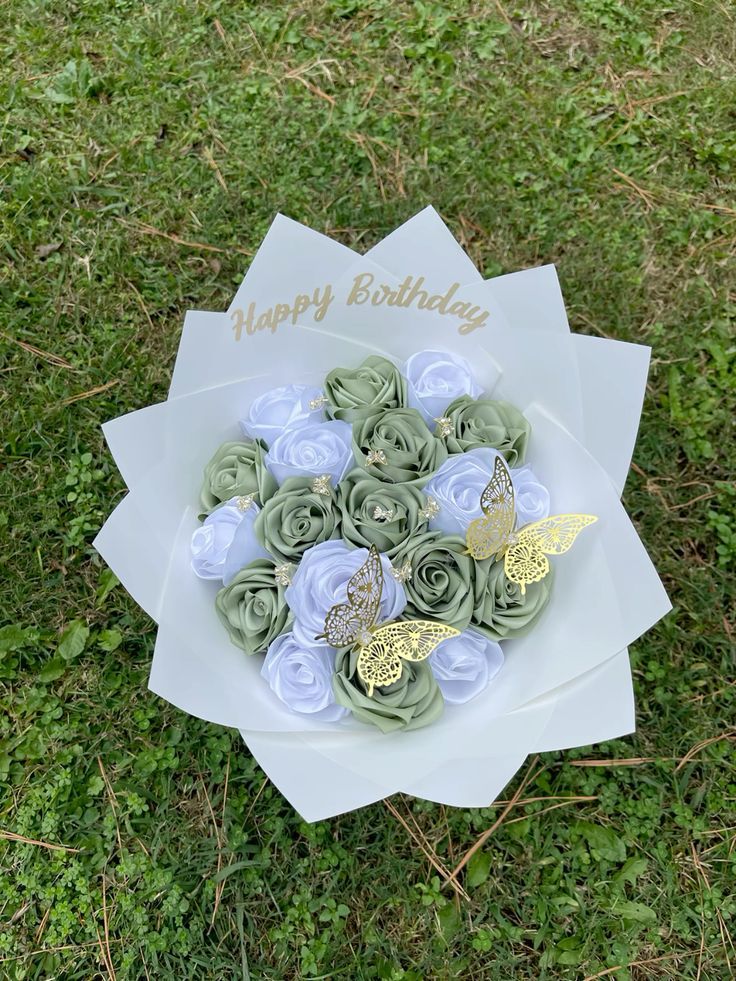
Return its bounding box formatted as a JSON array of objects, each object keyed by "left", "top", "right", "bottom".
[
  {"left": 466, "top": 456, "right": 598, "bottom": 594},
  {"left": 318, "top": 545, "right": 459, "bottom": 696}
]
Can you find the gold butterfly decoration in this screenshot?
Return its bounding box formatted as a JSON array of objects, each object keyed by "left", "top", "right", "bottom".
[
  {"left": 318, "top": 545, "right": 459, "bottom": 696},
  {"left": 466, "top": 457, "right": 598, "bottom": 594}
]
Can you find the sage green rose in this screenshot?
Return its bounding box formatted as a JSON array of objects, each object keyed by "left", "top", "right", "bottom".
[
  {"left": 336, "top": 470, "right": 429, "bottom": 558},
  {"left": 215, "top": 559, "right": 291, "bottom": 655},
  {"left": 472, "top": 558, "right": 552, "bottom": 641},
  {"left": 444, "top": 396, "right": 531, "bottom": 465},
  {"left": 200, "top": 440, "right": 276, "bottom": 513},
  {"left": 254, "top": 477, "right": 341, "bottom": 564},
  {"left": 332, "top": 647, "right": 444, "bottom": 733},
  {"left": 324, "top": 355, "right": 407, "bottom": 422},
  {"left": 393, "top": 532, "right": 478, "bottom": 631},
  {"left": 352, "top": 407, "right": 447, "bottom": 485}
]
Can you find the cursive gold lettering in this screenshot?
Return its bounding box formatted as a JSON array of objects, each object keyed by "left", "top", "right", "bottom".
[
  {"left": 448, "top": 300, "right": 470, "bottom": 320},
  {"left": 426, "top": 282, "right": 460, "bottom": 313},
  {"left": 458, "top": 313, "right": 488, "bottom": 334},
  {"left": 273, "top": 303, "right": 291, "bottom": 331},
  {"left": 371, "top": 284, "right": 393, "bottom": 307},
  {"left": 230, "top": 273, "right": 489, "bottom": 341},
  {"left": 231, "top": 307, "right": 245, "bottom": 341},
  {"left": 256, "top": 309, "right": 273, "bottom": 332},
  {"left": 292, "top": 293, "right": 311, "bottom": 322},
  {"left": 313, "top": 284, "right": 334, "bottom": 322},
  {"left": 391, "top": 276, "right": 413, "bottom": 307},
  {"left": 346, "top": 272, "right": 374, "bottom": 306},
  {"left": 401, "top": 275, "right": 429, "bottom": 310}
]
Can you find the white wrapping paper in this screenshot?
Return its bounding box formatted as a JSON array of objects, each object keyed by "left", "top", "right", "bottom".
[{"left": 95, "top": 208, "right": 670, "bottom": 820}]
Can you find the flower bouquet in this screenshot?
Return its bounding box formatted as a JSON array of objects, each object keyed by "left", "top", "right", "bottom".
[{"left": 95, "top": 207, "right": 670, "bottom": 821}]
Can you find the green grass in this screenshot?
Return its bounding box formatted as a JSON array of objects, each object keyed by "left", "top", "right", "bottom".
[{"left": 1, "top": 0, "right": 735, "bottom": 977}]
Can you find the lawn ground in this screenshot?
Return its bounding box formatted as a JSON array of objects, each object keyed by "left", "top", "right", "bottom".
[{"left": 1, "top": 0, "right": 735, "bottom": 977}]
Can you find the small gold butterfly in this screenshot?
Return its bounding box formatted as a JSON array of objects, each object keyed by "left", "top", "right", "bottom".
[
  {"left": 466, "top": 457, "right": 597, "bottom": 594},
  {"left": 318, "top": 545, "right": 459, "bottom": 696}
]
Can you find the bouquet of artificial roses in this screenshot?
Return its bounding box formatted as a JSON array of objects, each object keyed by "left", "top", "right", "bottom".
[
  {"left": 192, "top": 351, "right": 584, "bottom": 733},
  {"left": 95, "top": 207, "right": 670, "bottom": 820}
]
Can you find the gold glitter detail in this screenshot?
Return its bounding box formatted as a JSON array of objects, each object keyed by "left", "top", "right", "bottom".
[
  {"left": 434, "top": 416, "right": 453, "bottom": 438},
  {"left": 274, "top": 563, "right": 294, "bottom": 586},
  {"left": 372, "top": 505, "right": 395, "bottom": 522},
  {"left": 236, "top": 494, "right": 256, "bottom": 512},
  {"left": 310, "top": 474, "right": 332, "bottom": 496},
  {"left": 390, "top": 561, "right": 412, "bottom": 584},
  {"left": 419, "top": 496, "right": 440, "bottom": 520},
  {"left": 365, "top": 448, "right": 388, "bottom": 466},
  {"left": 309, "top": 394, "right": 329, "bottom": 410}
]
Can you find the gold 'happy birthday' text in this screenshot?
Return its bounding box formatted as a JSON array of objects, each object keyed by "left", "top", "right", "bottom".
[
  {"left": 230, "top": 285, "right": 334, "bottom": 340},
  {"left": 230, "top": 273, "right": 489, "bottom": 340},
  {"left": 345, "top": 273, "right": 488, "bottom": 334}
]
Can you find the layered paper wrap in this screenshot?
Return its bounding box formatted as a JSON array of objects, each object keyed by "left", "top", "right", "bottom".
[{"left": 95, "top": 208, "right": 671, "bottom": 821}]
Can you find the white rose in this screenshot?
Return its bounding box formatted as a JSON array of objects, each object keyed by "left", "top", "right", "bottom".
[
  {"left": 262, "top": 631, "right": 348, "bottom": 722},
  {"left": 190, "top": 498, "right": 267, "bottom": 583},
  {"left": 423, "top": 447, "right": 551, "bottom": 535},
  {"left": 429, "top": 628, "right": 503, "bottom": 704},
  {"left": 265, "top": 420, "right": 354, "bottom": 486},
  {"left": 404, "top": 349, "right": 482, "bottom": 424},
  {"left": 240, "top": 384, "right": 325, "bottom": 447},
  {"left": 285, "top": 540, "right": 407, "bottom": 648},
  {"left": 512, "top": 465, "right": 551, "bottom": 525}
]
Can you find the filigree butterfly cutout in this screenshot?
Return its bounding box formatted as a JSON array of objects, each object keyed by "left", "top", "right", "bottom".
[
  {"left": 318, "top": 545, "right": 459, "bottom": 696},
  {"left": 466, "top": 456, "right": 598, "bottom": 594}
]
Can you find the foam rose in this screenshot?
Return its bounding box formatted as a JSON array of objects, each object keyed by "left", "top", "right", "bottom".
[
  {"left": 240, "top": 384, "right": 325, "bottom": 447},
  {"left": 265, "top": 420, "right": 354, "bottom": 486},
  {"left": 404, "top": 349, "right": 482, "bottom": 424},
  {"left": 423, "top": 447, "right": 550, "bottom": 535},
  {"left": 200, "top": 440, "right": 276, "bottom": 513},
  {"left": 190, "top": 498, "right": 268, "bottom": 583},
  {"left": 429, "top": 628, "right": 503, "bottom": 704},
  {"left": 262, "top": 632, "right": 348, "bottom": 722},
  {"left": 285, "top": 540, "right": 406, "bottom": 648}
]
